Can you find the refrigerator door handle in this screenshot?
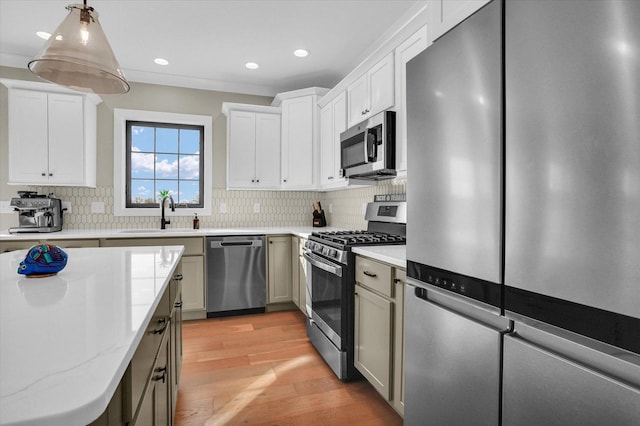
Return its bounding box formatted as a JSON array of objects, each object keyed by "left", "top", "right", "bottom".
[
  {"left": 408, "top": 279, "right": 511, "bottom": 332},
  {"left": 407, "top": 276, "right": 504, "bottom": 318},
  {"left": 507, "top": 318, "right": 640, "bottom": 383}
]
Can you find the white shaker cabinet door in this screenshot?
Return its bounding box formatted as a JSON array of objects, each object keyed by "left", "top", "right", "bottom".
[
  {"left": 332, "top": 91, "right": 347, "bottom": 181},
  {"left": 227, "top": 110, "right": 257, "bottom": 188},
  {"left": 255, "top": 112, "right": 281, "bottom": 188},
  {"left": 319, "top": 102, "right": 334, "bottom": 186},
  {"left": 347, "top": 73, "right": 369, "bottom": 128},
  {"left": 8, "top": 89, "right": 49, "bottom": 184},
  {"left": 281, "top": 96, "right": 314, "bottom": 189},
  {"left": 367, "top": 53, "right": 395, "bottom": 118},
  {"left": 47, "top": 93, "right": 85, "bottom": 185}
]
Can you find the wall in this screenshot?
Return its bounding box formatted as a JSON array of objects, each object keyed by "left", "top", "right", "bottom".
[{"left": 0, "top": 66, "right": 319, "bottom": 230}]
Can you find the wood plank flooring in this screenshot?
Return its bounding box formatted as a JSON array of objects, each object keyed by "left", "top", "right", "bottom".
[{"left": 175, "top": 310, "right": 403, "bottom": 426}]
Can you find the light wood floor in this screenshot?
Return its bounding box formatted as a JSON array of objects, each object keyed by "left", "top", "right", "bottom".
[{"left": 175, "top": 310, "right": 403, "bottom": 426}]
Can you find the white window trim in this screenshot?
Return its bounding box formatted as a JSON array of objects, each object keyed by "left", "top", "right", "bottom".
[{"left": 113, "top": 108, "right": 212, "bottom": 216}]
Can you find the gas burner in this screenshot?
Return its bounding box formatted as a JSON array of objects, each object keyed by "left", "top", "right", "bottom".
[{"left": 310, "top": 230, "right": 406, "bottom": 248}]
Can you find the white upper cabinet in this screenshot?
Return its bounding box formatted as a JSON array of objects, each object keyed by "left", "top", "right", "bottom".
[
  {"left": 320, "top": 91, "right": 347, "bottom": 189},
  {"left": 1, "top": 79, "right": 100, "bottom": 187},
  {"left": 281, "top": 96, "right": 314, "bottom": 189},
  {"left": 394, "top": 25, "right": 430, "bottom": 178},
  {"left": 255, "top": 113, "right": 282, "bottom": 188},
  {"left": 223, "top": 103, "right": 281, "bottom": 190},
  {"left": 429, "top": 0, "right": 491, "bottom": 41},
  {"left": 276, "top": 88, "right": 328, "bottom": 190},
  {"left": 347, "top": 52, "right": 395, "bottom": 128}
]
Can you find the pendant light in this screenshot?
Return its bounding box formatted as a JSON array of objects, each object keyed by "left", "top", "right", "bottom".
[{"left": 28, "top": 1, "right": 130, "bottom": 94}]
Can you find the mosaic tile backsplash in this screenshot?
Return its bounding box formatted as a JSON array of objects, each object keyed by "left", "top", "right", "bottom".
[
  {"left": 1, "top": 180, "right": 406, "bottom": 231},
  {"left": 322, "top": 180, "right": 407, "bottom": 230}
]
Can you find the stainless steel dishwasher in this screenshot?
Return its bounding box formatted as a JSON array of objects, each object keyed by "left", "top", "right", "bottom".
[{"left": 205, "top": 235, "right": 266, "bottom": 317}]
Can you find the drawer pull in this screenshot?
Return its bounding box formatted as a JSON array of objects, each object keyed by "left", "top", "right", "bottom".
[
  {"left": 175, "top": 301, "right": 183, "bottom": 308},
  {"left": 393, "top": 278, "right": 402, "bottom": 284},
  {"left": 363, "top": 271, "right": 378, "bottom": 278},
  {"left": 152, "top": 366, "right": 167, "bottom": 383},
  {"left": 174, "top": 274, "right": 183, "bottom": 281},
  {"left": 153, "top": 318, "right": 168, "bottom": 334}
]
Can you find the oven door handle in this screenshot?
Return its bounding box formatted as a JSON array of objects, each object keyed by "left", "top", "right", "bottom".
[{"left": 303, "top": 251, "right": 343, "bottom": 278}]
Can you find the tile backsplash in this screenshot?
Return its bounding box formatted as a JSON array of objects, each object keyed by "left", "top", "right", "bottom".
[
  {"left": 322, "top": 179, "right": 407, "bottom": 230},
  {"left": 1, "top": 180, "right": 407, "bottom": 231}
]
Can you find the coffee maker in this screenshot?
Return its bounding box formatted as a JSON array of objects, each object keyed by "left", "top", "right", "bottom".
[{"left": 9, "top": 191, "right": 64, "bottom": 233}]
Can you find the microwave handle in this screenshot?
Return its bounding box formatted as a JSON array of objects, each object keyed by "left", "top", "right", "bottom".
[{"left": 367, "top": 130, "right": 377, "bottom": 161}]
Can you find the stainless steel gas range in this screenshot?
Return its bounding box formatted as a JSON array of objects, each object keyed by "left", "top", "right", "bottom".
[{"left": 304, "top": 200, "right": 406, "bottom": 380}]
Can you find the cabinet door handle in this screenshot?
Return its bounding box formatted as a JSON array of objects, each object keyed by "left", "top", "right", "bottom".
[
  {"left": 283, "top": 179, "right": 287, "bottom": 183},
  {"left": 256, "top": 179, "right": 260, "bottom": 183},
  {"left": 41, "top": 173, "right": 46, "bottom": 177},
  {"left": 363, "top": 271, "right": 377, "bottom": 278},
  {"left": 49, "top": 173, "right": 53, "bottom": 176},
  {"left": 251, "top": 179, "right": 255, "bottom": 182},
  {"left": 175, "top": 301, "right": 183, "bottom": 308},
  {"left": 393, "top": 278, "right": 403, "bottom": 284},
  {"left": 328, "top": 176, "right": 334, "bottom": 180},
  {"left": 174, "top": 274, "right": 183, "bottom": 281}
]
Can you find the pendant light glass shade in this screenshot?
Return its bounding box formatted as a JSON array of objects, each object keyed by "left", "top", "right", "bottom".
[{"left": 28, "top": 3, "right": 130, "bottom": 94}]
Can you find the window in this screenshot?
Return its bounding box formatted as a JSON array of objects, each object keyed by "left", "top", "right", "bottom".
[
  {"left": 126, "top": 121, "right": 204, "bottom": 208},
  {"left": 114, "top": 109, "right": 212, "bottom": 216}
]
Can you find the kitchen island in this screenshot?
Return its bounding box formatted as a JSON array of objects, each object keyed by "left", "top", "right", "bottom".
[{"left": 0, "top": 245, "right": 184, "bottom": 426}]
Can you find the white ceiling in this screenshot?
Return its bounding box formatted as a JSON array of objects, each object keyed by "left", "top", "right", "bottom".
[{"left": 0, "top": 0, "right": 422, "bottom": 96}]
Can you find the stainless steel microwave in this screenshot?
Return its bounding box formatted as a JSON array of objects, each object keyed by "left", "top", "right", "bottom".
[{"left": 340, "top": 110, "right": 396, "bottom": 180}]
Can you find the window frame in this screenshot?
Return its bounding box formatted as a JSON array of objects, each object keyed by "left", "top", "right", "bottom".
[
  {"left": 125, "top": 120, "right": 205, "bottom": 209},
  {"left": 114, "top": 109, "right": 212, "bottom": 217}
]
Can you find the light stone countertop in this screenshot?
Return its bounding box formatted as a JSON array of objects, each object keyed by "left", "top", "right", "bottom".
[
  {"left": 0, "top": 245, "right": 184, "bottom": 426},
  {"left": 352, "top": 245, "right": 407, "bottom": 269},
  {"left": 0, "top": 226, "right": 345, "bottom": 241}
]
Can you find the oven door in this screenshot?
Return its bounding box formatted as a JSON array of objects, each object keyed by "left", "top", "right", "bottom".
[{"left": 304, "top": 251, "right": 346, "bottom": 349}]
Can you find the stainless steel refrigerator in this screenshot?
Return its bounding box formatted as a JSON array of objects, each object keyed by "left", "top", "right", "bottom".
[
  {"left": 405, "top": 0, "right": 509, "bottom": 424},
  {"left": 405, "top": 0, "right": 640, "bottom": 424},
  {"left": 503, "top": 0, "right": 640, "bottom": 423}
]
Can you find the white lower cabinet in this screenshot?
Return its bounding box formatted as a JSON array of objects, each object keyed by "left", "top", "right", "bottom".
[
  {"left": 267, "top": 235, "right": 293, "bottom": 304},
  {"left": 354, "top": 255, "right": 406, "bottom": 416}
]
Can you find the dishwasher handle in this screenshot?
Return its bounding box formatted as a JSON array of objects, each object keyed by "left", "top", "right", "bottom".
[{"left": 209, "top": 240, "right": 264, "bottom": 249}]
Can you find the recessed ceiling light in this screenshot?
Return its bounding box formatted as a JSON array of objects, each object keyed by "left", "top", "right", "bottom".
[
  {"left": 36, "top": 31, "right": 51, "bottom": 40},
  {"left": 294, "top": 49, "right": 309, "bottom": 58},
  {"left": 245, "top": 62, "right": 259, "bottom": 69},
  {"left": 154, "top": 58, "right": 169, "bottom": 66}
]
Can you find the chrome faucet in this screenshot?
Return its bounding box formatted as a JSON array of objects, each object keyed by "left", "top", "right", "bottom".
[{"left": 160, "top": 195, "right": 175, "bottom": 229}]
